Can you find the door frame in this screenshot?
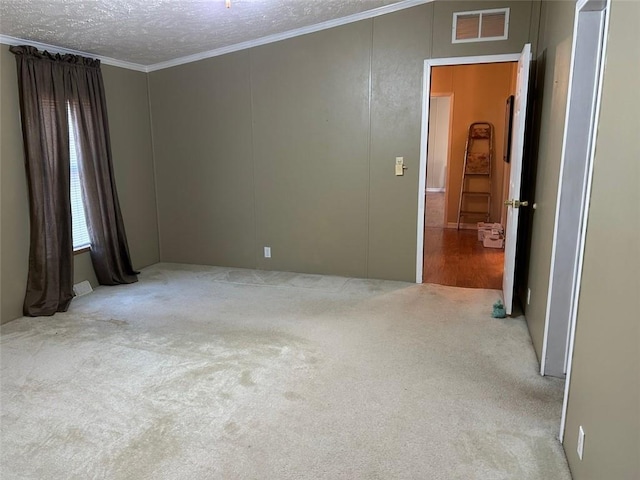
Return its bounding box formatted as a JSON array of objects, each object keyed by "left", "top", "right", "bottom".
[
  {"left": 416, "top": 53, "right": 520, "bottom": 283},
  {"left": 541, "top": 0, "right": 610, "bottom": 379},
  {"left": 555, "top": 0, "right": 611, "bottom": 441}
]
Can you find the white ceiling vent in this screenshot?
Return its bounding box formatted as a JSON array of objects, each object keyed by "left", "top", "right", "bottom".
[{"left": 452, "top": 8, "right": 510, "bottom": 43}]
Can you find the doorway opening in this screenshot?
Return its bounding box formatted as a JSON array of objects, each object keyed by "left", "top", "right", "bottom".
[
  {"left": 424, "top": 94, "right": 451, "bottom": 230},
  {"left": 416, "top": 47, "right": 532, "bottom": 316},
  {"left": 422, "top": 61, "right": 517, "bottom": 290}
]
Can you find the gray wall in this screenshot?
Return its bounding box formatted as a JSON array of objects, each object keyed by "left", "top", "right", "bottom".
[
  {"left": 149, "top": 1, "right": 533, "bottom": 282},
  {"left": 562, "top": 1, "right": 640, "bottom": 477},
  {"left": 150, "top": 6, "right": 431, "bottom": 280},
  {"left": 0, "top": 46, "right": 29, "bottom": 324},
  {"left": 149, "top": 51, "right": 255, "bottom": 269},
  {"left": 0, "top": 46, "right": 159, "bottom": 324},
  {"left": 523, "top": 0, "right": 574, "bottom": 359},
  {"left": 102, "top": 65, "right": 160, "bottom": 270},
  {"left": 523, "top": 0, "right": 639, "bottom": 476},
  {"left": 252, "top": 22, "right": 372, "bottom": 277}
]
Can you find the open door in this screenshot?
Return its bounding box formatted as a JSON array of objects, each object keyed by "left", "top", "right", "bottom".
[{"left": 502, "top": 44, "right": 532, "bottom": 315}]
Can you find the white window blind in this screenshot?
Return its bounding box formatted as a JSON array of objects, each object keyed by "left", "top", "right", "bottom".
[{"left": 67, "top": 104, "right": 91, "bottom": 250}]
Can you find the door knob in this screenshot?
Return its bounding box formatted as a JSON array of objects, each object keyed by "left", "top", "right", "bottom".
[{"left": 504, "top": 199, "right": 529, "bottom": 208}]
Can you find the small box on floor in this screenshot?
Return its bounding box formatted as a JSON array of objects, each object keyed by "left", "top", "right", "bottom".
[
  {"left": 483, "top": 234, "right": 505, "bottom": 249},
  {"left": 477, "top": 222, "right": 504, "bottom": 241}
]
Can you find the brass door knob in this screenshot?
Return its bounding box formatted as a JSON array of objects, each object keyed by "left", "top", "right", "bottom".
[{"left": 504, "top": 199, "right": 529, "bottom": 208}]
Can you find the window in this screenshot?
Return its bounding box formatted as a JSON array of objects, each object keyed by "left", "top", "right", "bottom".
[
  {"left": 452, "top": 8, "right": 510, "bottom": 43},
  {"left": 67, "top": 104, "right": 91, "bottom": 250}
]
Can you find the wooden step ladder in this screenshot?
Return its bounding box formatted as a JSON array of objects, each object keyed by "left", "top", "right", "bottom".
[{"left": 457, "top": 122, "right": 494, "bottom": 229}]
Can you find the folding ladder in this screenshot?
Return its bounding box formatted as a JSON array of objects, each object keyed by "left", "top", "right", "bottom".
[{"left": 456, "top": 122, "right": 494, "bottom": 229}]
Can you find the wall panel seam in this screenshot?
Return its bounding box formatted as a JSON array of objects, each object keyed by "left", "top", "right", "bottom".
[
  {"left": 248, "top": 49, "right": 259, "bottom": 270},
  {"left": 145, "top": 73, "right": 163, "bottom": 264},
  {"left": 365, "top": 19, "right": 374, "bottom": 278}
]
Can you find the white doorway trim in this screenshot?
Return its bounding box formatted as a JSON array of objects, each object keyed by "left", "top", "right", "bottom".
[
  {"left": 416, "top": 53, "right": 520, "bottom": 283},
  {"left": 556, "top": 0, "right": 611, "bottom": 442},
  {"left": 539, "top": 5, "right": 607, "bottom": 378}
]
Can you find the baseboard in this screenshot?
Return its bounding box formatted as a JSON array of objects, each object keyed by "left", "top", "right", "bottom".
[
  {"left": 426, "top": 188, "right": 446, "bottom": 193},
  {"left": 446, "top": 222, "right": 478, "bottom": 230}
]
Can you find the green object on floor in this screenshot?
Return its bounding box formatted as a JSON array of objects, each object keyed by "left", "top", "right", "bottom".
[{"left": 492, "top": 299, "right": 507, "bottom": 318}]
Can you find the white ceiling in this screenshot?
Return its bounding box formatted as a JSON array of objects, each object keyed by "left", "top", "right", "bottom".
[{"left": 0, "top": 0, "right": 428, "bottom": 70}]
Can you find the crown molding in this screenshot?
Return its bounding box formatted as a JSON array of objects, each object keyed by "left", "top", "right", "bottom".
[
  {"left": 0, "top": 34, "right": 149, "bottom": 72},
  {"left": 1, "top": 0, "right": 432, "bottom": 74},
  {"left": 147, "top": 0, "right": 432, "bottom": 72}
]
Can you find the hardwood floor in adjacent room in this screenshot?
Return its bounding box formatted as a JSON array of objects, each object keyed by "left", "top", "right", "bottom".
[{"left": 423, "top": 227, "right": 504, "bottom": 290}]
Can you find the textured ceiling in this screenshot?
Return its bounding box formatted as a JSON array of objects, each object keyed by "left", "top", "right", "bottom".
[{"left": 0, "top": 0, "right": 412, "bottom": 67}]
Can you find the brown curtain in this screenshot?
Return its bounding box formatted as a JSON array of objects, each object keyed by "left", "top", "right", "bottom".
[
  {"left": 65, "top": 57, "right": 138, "bottom": 285},
  {"left": 11, "top": 46, "right": 137, "bottom": 317},
  {"left": 11, "top": 46, "right": 74, "bottom": 316}
]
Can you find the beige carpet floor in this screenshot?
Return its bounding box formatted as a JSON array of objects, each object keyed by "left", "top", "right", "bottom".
[{"left": 1, "top": 263, "right": 571, "bottom": 479}]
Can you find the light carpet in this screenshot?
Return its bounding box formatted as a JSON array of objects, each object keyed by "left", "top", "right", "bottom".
[{"left": 0, "top": 263, "right": 571, "bottom": 479}]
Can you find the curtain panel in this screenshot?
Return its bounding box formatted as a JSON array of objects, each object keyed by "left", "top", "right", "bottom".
[{"left": 10, "top": 46, "right": 137, "bottom": 317}]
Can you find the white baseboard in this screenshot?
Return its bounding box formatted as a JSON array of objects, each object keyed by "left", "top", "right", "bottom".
[{"left": 426, "top": 188, "right": 446, "bottom": 193}]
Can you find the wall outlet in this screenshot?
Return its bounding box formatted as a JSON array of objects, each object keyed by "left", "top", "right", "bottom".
[
  {"left": 577, "top": 426, "right": 585, "bottom": 460},
  {"left": 527, "top": 288, "right": 531, "bottom": 305},
  {"left": 264, "top": 246, "right": 271, "bottom": 258}
]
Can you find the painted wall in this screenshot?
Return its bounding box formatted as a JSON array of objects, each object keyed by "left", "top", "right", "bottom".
[
  {"left": 519, "top": 0, "right": 639, "bottom": 475},
  {"left": 150, "top": 5, "right": 435, "bottom": 281},
  {"left": 150, "top": 1, "right": 533, "bottom": 281},
  {"left": 0, "top": 46, "right": 28, "bottom": 325},
  {"left": 562, "top": 1, "right": 640, "bottom": 477},
  {"left": 102, "top": 66, "right": 160, "bottom": 271},
  {"left": 523, "top": 0, "right": 574, "bottom": 360},
  {"left": 0, "top": 46, "right": 159, "bottom": 323},
  {"left": 431, "top": 62, "right": 517, "bottom": 226},
  {"left": 253, "top": 22, "right": 373, "bottom": 277}
]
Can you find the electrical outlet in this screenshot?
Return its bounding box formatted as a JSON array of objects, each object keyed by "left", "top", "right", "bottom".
[
  {"left": 577, "top": 426, "right": 585, "bottom": 460},
  {"left": 527, "top": 288, "right": 531, "bottom": 305},
  {"left": 264, "top": 246, "right": 271, "bottom": 258}
]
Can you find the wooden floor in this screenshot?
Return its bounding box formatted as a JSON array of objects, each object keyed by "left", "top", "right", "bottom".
[{"left": 423, "top": 227, "right": 504, "bottom": 290}]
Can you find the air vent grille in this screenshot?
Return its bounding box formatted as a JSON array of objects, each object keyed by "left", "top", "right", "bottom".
[{"left": 453, "top": 8, "right": 509, "bottom": 43}]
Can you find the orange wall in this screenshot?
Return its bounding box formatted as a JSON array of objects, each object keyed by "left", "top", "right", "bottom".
[{"left": 430, "top": 62, "right": 517, "bottom": 225}]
